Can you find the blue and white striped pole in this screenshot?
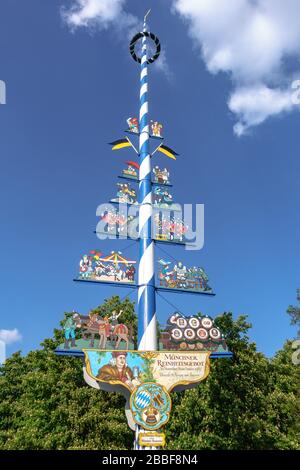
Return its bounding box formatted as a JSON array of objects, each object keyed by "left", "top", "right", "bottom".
[
  {"left": 137, "top": 14, "right": 157, "bottom": 352},
  {"left": 132, "top": 11, "right": 160, "bottom": 450}
]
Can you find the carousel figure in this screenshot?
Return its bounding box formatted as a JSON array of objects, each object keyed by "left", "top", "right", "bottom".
[{"left": 96, "top": 251, "right": 136, "bottom": 283}]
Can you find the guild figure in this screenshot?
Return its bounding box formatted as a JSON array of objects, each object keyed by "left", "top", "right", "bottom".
[
  {"left": 162, "top": 168, "right": 170, "bottom": 184},
  {"left": 127, "top": 117, "right": 139, "bottom": 133},
  {"left": 162, "top": 190, "right": 173, "bottom": 204},
  {"left": 153, "top": 187, "right": 173, "bottom": 206},
  {"left": 63, "top": 312, "right": 78, "bottom": 349},
  {"left": 116, "top": 183, "right": 137, "bottom": 204},
  {"left": 150, "top": 120, "right": 163, "bottom": 137},
  {"left": 152, "top": 166, "right": 169, "bottom": 185},
  {"left": 158, "top": 259, "right": 173, "bottom": 287},
  {"left": 199, "top": 267, "right": 211, "bottom": 291},
  {"left": 123, "top": 163, "right": 138, "bottom": 179},
  {"left": 174, "top": 218, "right": 187, "bottom": 241},
  {"left": 79, "top": 254, "right": 92, "bottom": 279},
  {"left": 174, "top": 261, "right": 187, "bottom": 288},
  {"left": 188, "top": 266, "right": 198, "bottom": 288},
  {"left": 152, "top": 166, "right": 160, "bottom": 183},
  {"left": 108, "top": 309, "right": 123, "bottom": 327},
  {"left": 169, "top": 217, "right": 175, "bottom": 241},
  {"left": 125, "top": 264, "right": 135, "bottom": 282}
]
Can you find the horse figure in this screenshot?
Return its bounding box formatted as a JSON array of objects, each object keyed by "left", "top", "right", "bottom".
[
  {"left": 74, "top": 313, "right": 133, "bottom": 350},
  {"left": 94, "top": 261, "right": 106, "bottom": 278},
  {"left": 111, "top": 324, "right": 131, "bottom": 349},
  {"left": 97, "top": 317, "right": 112, "bottom": 349},
  {"left": 80, "top": 314, "right": 102, "bottom": 347}
]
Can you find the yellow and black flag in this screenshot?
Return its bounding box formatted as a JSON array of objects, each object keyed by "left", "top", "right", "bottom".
[
  {"left": 109, "top": 137, "right": 132, "bottom": 150},
  {"left": 157, "top": 144, "right": 179, "bottom": 160}
]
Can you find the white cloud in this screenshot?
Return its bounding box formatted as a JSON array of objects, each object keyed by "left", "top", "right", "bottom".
[
  {"left": 229, "top": 85, "right": 294, "bottom": 136},
  {"left": 62, "top": 0, "right": 137, "bottom": 31},
  {"left": 0, "top": 328, "right": 22, "bottom": 345},
  {"left": 153, "top": 49, "right": 173, "bottom": 81},
  {"left": 173, "top": 0, "right": 300, "bottom": 135}
]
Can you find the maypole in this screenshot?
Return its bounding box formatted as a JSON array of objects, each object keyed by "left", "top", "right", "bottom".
[
  {"left": 137, "top": 10, "right": 156, "bottom": 351},
  {"left": 55, "top": 10, "right": 233, "bottom": 453}
]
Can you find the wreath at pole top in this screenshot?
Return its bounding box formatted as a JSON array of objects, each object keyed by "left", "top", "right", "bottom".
[{"left": 129, "top": 32, "right": 161, "bottom": 64}]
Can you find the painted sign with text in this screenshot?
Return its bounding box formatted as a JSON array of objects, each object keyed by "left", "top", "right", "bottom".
[{"left": 84, "top": 349, "right": 210, "bottom": 431}]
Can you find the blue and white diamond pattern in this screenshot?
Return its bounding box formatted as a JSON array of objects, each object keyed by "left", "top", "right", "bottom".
[{"left": 135, "top": 389, "right": 151, "bottom": 409}]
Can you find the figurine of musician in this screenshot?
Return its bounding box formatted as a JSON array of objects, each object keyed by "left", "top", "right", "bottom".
[{"left": 79, "top": 254, "right": 92, "bottom": 279}]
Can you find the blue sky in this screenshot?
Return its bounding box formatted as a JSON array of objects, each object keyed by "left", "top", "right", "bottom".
[{"left": 0, "top": 0, "right": 299, "bottom": 359}]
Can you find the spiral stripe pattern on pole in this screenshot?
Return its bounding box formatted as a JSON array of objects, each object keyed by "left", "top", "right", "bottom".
[{"left": 137, "top": 23, "right": 157, "bottom": 353}]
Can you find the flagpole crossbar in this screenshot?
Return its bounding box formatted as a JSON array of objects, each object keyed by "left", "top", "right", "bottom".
[
  {"left": 95, "top": 231, "right": 194, "bottom": 247},
  {"left": 108, "top": 200, "right": 183, "bottom": 212},
  {"left": 73, "top": 279, "right": 214, "bottom": 295},
  {"left": 117, "top": 175, "right": 173, "bottom": 187},
  {"left": 73, "top": 279, "right": 138, "bottom": 289},
  {"left": 156, "top": 286, "right": 216, "bottom": 296},
  {"left": 55, "top": 349, "right": 233, "bottom": 359},
  {"left": 125, "top": 129, "right": 163, "bottom": 141}
]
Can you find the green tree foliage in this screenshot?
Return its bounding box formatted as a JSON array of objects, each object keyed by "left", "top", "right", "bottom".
[
  {"left": 287, "top": 289, "right": 300, "bottom": 336},
  {"left": 0, "top": 300, "right": 299, "bottom": 450},
  {"left": 0, "top": 350, "right": 132, "bottom": 450},
  {"left": 0, "top": 296, "right": 136, "bottom": 450},
  {"left": 166, "top": 313, "right": 300, "bottom": 449}
]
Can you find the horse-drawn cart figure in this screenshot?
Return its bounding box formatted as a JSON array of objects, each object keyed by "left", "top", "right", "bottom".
[{"left": 58, "top": 310, "right": 134, "bottom": 352}]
